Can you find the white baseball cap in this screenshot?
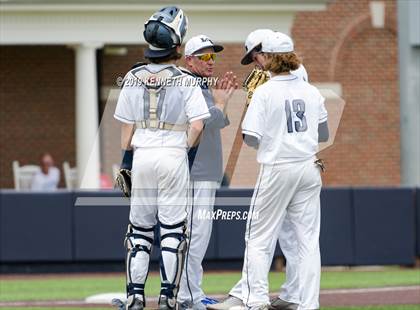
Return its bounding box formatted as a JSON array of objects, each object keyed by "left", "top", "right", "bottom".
[
  {"left": 241, "top": 29, "right": 275, "bottom": 65},
  {"left": 261, "top": 32, "right": 294, "bottom": 53},
  {"left": 184, "top": 35, "right": 223, "bottom": 56}
]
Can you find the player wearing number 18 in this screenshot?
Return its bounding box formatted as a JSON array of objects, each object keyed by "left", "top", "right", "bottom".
[{"left": 240, "top": 32, "right": 328, "bottom": 310}]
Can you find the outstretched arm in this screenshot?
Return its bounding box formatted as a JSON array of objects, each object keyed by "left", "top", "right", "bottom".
[{"left": 206, "top": 72, "right": 238, "bottom": 129}]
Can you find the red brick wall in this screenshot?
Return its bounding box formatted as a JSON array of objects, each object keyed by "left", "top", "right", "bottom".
[
  {"left": 0, "top": 46, "right": 76, "bottom": 188},
  {"left": 100, "top": 45, "right": 145, "bottom": 92},
  {"left": 293, "top": 0, "right": 400, "bottom": 186}
]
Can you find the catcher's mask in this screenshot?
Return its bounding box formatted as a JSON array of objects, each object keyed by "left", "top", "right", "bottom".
[{"left": 143, "top": 6, "right": 188, "bottom": 58}]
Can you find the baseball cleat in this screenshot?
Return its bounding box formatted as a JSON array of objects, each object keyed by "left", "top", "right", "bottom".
[
  {"left": 201, "top": 297, "right": 219, "bottom": 305},
  {"left": 178, "top": 300, "right": 208, "bottom": 310},
  {"left": 158, "top": 295, "right": 177, "bottom": 310},
  {"left": 193, "top": 301, "right": 208, "bottom": 310},
  {"left": 128, "top": 299, "right": 144, "bottom": 310},
  {"left": 251, "top": 305, "right": 271, "bottom": 310},
  {"left": 112, "top": 297, "right": 144, "bottom": 310},
  {"left": 178, "top": 300, "right": 193, "bottom": 310},
  {"left": 111, "top": 298, "right": 126, "bottom": 310},
  {"left": 270, "top": 298, "right": 298, "bottom": 310},
  {"left": 206, "top": 295, "right": 244, "bottom": 310}
]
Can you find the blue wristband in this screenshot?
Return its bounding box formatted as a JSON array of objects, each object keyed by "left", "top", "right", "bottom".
[{"left": 121, "top": 150, "right": 133, "bottom": 170}]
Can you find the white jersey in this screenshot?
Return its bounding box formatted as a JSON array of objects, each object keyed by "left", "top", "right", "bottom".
[
  {"left": 242, "top": 74, "right": 327, "bottom": 164},
  {"left": 114, "top": 64, "right": 210, "bottom": 149},
  {"left": 291, "top": 64, "right": 308, "bottom": 82}
]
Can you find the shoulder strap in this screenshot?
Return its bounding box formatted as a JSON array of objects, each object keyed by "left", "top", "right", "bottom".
[
  {"left": 178, "top": 66, "right": 195, "bottom": 77},
  {"left": 128, "top": 65, "right": 188, "bottom": 132},
  {"left": 130, "top": 62, "right": 148, "bottom": 70}
]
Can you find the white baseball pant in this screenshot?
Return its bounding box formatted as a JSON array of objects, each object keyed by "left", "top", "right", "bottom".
[
  {"left": 178, "top": 181, "right": 219, "bottom": 303},
  {"left": 130, "top": 147, "right": 190, "bottom": 226},
  {"left": 240, "top": 158, "right": 322, "bottom": 310},
  {"left": 229, "top": 214, "right": 300, "bottom": 304},
  {"left": 129, "top": 147, "right": 190, "bottom": 290}
]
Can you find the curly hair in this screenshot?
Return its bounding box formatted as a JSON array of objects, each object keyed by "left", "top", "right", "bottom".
[{"left": 263, "top": 52, "right": 301, "bottom": 74}]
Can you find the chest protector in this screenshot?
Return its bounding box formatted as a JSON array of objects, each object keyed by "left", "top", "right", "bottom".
[{"left": 130, "top": 65, "right": 188, "bottom": 132}]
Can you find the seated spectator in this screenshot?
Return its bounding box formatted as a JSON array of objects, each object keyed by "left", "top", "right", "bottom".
[
  {"left": 31, "top": 153, "right": 60, "bottom": 191},
  {"left": 100, "top": 172, "right": 113, "bottom": 189}
]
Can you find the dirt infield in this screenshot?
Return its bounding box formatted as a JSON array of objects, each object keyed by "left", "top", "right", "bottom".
[
  {"left": 0, "top": 286, "right": 418, "bottom": 308},
  {"left": 319, "top": 286, "right": 420, "bottom": 306}
]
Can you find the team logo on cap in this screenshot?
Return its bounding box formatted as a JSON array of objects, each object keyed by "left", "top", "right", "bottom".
[{"left": 200, "top": 37, "right": 214, "bottom": 44}]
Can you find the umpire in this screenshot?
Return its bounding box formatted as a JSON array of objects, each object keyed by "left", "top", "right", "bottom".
[{"left": 177, "top": 35, "right": 237, "bottom": 310}]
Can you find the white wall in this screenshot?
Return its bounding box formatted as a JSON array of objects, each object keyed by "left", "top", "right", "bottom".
[{"left": 0, "top": 3, "right": 326, "bottom": 45}]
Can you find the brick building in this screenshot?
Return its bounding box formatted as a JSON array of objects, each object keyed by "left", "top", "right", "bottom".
[{"left": 0, "top": 0, "right": 401, "bottom": 188}]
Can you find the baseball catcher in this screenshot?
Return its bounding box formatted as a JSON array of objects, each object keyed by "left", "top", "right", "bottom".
[{"left": 113, "top": 6, "right": 210, "bottom": 310}]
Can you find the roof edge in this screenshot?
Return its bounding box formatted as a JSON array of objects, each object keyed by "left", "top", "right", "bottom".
[{"left": 0, "top": 3, "right": 328, "bottom": 13}]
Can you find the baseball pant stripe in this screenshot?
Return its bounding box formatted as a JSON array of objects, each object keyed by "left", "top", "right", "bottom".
[
  {"left": 185, "top": 183, "right": 195, "bottom": 302},
  {"left": 245, "top": 165, "right": 265, "bottom": 307}
]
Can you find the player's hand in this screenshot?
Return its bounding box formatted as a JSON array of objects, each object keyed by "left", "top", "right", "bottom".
[
  {"left": 218, "top": 71, "right": 238, "bottom": 91},
  {"left": 212, "top": 71, "right": 238, "bottom": 109},
  {"left": 115, "top": 169, "right": 132, "bottom": 197}
]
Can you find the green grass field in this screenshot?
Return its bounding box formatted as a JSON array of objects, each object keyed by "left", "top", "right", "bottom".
[{"left": 0, "top": 268, "right": 419, "bottom": 302}]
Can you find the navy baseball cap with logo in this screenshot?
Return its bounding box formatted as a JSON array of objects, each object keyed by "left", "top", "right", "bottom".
[{"left": 185, "top": 35, "right": 224, "bottom": 56}]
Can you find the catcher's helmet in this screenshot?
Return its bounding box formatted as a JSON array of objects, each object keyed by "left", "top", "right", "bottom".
[{"left": 143, "top": 6, "right": 188, "bottom": 58}]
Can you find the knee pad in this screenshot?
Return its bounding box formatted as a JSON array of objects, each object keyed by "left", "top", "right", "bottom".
[
  {"left": 124, "top": 223, "right": 155, "bottom": 304},
  {"left": 158, "top": 221, "right": 188, "bottom": 304}
]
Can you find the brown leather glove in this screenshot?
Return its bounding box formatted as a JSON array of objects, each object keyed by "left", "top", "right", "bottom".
[{"left": 243, "top": 68, "right": 270, "bottom": 106}]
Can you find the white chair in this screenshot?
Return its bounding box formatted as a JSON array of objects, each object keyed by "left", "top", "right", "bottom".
[
  {"left": 12, "top": 160, "right": 41, "bottom": 190},
  {"left": 63, "top": 161, "right": 78, "bottom": 190}
]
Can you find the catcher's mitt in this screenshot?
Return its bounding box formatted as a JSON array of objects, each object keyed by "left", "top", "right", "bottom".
[
  {"left": 243, "top": 68, "right": 270, "bottom": 106},
  {"left": 115, "top": 169, "right": 132, "bottom": 197},
  {"left": 315, "top": 159, "right": 326, "bottom": 173}
]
